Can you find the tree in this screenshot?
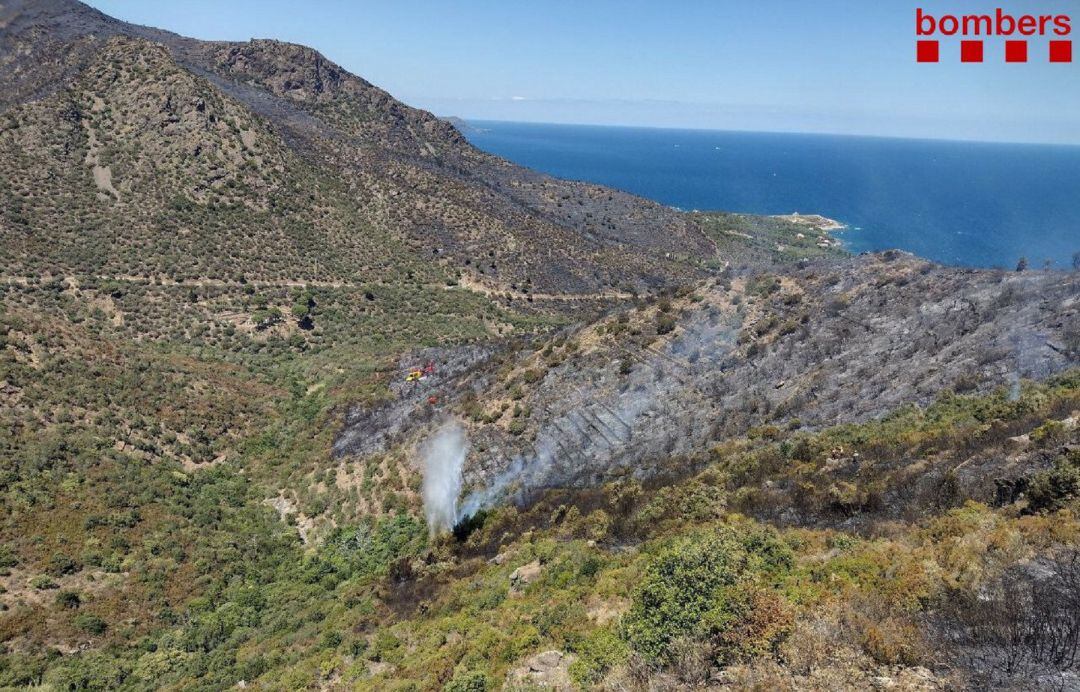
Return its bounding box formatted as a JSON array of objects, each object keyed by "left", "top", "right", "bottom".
[
  {"left": 1072, "top": 251, "right": 1080, "bottom": 272},
  {"left": 1016, "top": 257, "right": 1028, "bottom": 272}
]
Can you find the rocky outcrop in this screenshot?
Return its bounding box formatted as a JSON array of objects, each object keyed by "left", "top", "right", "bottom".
[
  {"left": 508, "top": 560, "right": 542, "bottom": 595},
  {"left": 506, "top": 650, "right": 576, "bottom": 690}
]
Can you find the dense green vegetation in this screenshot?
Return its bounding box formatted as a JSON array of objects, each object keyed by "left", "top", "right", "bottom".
[
  {"left": 696, "top": 212, "right": 847, "bottom": 266},
  {"left": 3, "top": 360, "right": 1077, "bottom": 689}
]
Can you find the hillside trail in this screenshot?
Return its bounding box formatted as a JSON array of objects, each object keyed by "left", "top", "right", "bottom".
[{"left": 0, "top": 273, "right": 637, "bottom": 302}]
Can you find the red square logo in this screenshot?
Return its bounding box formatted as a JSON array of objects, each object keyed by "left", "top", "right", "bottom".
[
  {"left": 917, "top": 40, "right": 939, "bottom": 63},
  {"left": 1050, "top": 40, "right": 1072, "bottom": 63},
  {"left": 1005, "top": 40, "right": 1028, "bottom": 63},
  {"left": 961, "top": 40, "right": 984, "bottom": 63}
]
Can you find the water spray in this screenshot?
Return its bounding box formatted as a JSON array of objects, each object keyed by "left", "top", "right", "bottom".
[{"left": 420, "top": 419, "right": 468, "bottom": 535}]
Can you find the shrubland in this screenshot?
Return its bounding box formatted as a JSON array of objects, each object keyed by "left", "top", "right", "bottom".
[
  {"left": 1, "top": 3, "right": 1077, "bottom": 689},
  {"left": 3, "top": 363, "right": 1076, "bottom": 689}
]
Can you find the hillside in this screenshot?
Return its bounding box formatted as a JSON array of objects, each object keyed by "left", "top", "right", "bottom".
[
  {"left": 0, "top": 0, "right": 725, "bottom": 295},
  {"left": 1, "top": 1, "right": 1079, "bottom": 690}
]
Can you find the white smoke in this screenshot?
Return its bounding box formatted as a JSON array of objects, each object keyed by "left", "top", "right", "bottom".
[
  {"left": 457, "top": 311, "right": 737, "bottom": 518},
  {"left": 420, "top": 420, "right": 468, "bottom": 535},
  {"left": 1007, "top": 372, "right": 1022, "bottom": 402}
]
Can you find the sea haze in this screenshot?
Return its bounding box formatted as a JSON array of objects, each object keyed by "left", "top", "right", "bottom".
[{"left": 463, "top": 121, "right": 1080, "bottom": 269}]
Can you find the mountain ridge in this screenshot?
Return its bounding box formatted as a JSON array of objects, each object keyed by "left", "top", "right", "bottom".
[{"left": 1, "top": 0, "right": 727, "bottom": 296}]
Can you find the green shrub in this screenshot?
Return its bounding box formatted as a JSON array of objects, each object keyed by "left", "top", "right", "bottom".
[
  {"left": 47, "top": 553, "right": 81, "bottom": 577},
  {"left": 1031, "top": 420, "right": 1068, "bottom": 448},
  {"left": 43, "top": 649, "right": 131, "bottom": 690},
  {"left": 56, "top": 591, "right": 82, "bottom": 609},
  {"left": 656, "top": 314, "right": 676, "bottom": 335},
  {"left": 569, "top": 626, "right": 629, "bottom": 686},
  {"left": 579, "top": 555, "right": 602, "bottom": 579},
  {"left": 1027, "top": 450, "right": 1080, "bottom": 513},
  {"left": 29, "top": 575, "right": 59, "bottom": 590},
  {"left": 622, "top": 526, "right": 793, "bottom": 666},
  {"left": 0, "top": 546, "right": 18, "bottom": 568},
  {"left": 74, "top": 613, "right": 108, "bottom": 635},
  {"left": 291, "top": 299, "right": 311, "bottom": 318},
  {"left": 748, "top": 275, "right": 780, "bottom": 297},
  {"left": 444, "top": 670, "right": 489, "bottom": 692},
  {"left": 310, "top": 513, "right": 427, "bottom": 586},
  {"left": 521, "top": 368, "right": 543, "bottom": 384}
]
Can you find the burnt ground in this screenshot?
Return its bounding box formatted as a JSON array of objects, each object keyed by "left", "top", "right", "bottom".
[
  {"left": 332, "top": 344, "right": 497, "bottom": 459},
  {"left": 333, "top": 253, "right": 1078, "bottom": 523}
]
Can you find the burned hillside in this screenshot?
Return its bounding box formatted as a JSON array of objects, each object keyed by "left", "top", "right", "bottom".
[{"left": 332, "top": 253, "right": 1077, "bottom": 521}]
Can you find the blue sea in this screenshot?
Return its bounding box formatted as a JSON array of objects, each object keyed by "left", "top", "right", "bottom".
[{"left": 464, "top": 121, "right": 1080, "bottom": 269}]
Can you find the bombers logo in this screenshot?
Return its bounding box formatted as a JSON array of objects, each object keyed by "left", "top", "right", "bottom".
[{"left": 916, "top": 8, "right": 1072, "bottom": 62}]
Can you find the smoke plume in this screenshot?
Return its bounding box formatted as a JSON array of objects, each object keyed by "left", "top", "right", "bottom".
[
  {"left": 458, "top": 311, "right": 737, "bottom": 518},
  {"left": 420, "top": 419, "right": 468, "bottom": 535}
]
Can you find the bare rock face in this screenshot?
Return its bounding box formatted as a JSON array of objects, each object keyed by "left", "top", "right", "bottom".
[
  {"left": 213, "top": 40, "right": 359, "bottom": 103},
  {"left": 506, "top": 650, "right": 576, "bottom": 690},
  {"left": 870, "top": 665, "right": 942, "bottom": 690},
  {"left": 508, "top": 560, "right": 542, "bottom": 595}
]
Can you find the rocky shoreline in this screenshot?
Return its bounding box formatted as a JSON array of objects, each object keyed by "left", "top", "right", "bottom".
[
  {"left": 771, "top": 211, "right": 846, "bottom": 232},
  {"left": 771, "top": 212, "right": 846, "bottom": 250}
]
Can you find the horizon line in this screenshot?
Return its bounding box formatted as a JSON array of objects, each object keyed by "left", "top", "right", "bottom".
[{"left": 448, "top": 116, "right": 1080, "bottom": 149}]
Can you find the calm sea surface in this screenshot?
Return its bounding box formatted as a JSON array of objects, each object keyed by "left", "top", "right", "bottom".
[{"left": 464, "top": 120, "right": 1080, "bottom": 269}]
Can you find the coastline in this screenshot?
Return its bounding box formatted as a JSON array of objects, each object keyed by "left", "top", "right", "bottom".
[
  {"left": 771, "top": 212, "right": 847, "bottom": 251},
  {"left": 770, "top": 212, "right": 846, "bottom": 232}
]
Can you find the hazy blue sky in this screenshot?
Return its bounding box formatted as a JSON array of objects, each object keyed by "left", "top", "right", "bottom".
[{"left": 86, "top": 0, "right": 1080, "bottom": 144}]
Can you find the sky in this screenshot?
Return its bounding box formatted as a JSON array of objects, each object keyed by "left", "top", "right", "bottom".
[{"left": 85, "top": 0, "right": 1080, "bottom": 145}]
